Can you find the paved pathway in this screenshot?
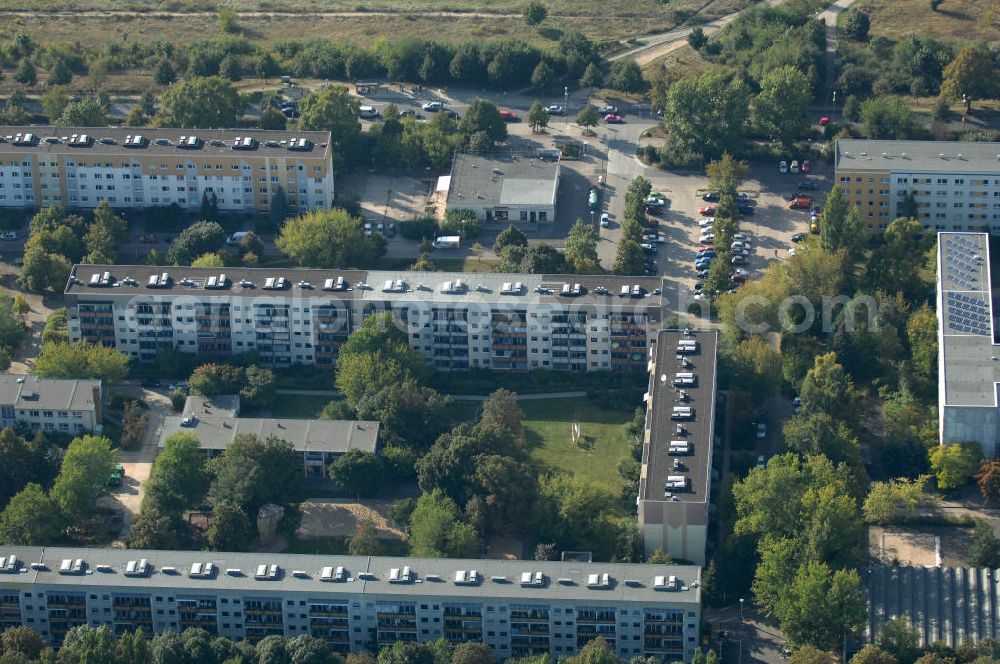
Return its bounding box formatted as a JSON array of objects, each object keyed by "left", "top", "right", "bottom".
[{"left": 817, "top": 0, "right": 863, "bottom": 110}]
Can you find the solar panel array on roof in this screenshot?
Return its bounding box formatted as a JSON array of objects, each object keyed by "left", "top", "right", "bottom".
[
  {"left": 942, "top": 236, "right": 991, "bottom": 336},
  {"left": 945, "top": 292, "right": 991, "bottom": 336}
]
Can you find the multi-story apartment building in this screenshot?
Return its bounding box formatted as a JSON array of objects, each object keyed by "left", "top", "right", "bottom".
[
  {"left": 0, "top": 547, "right": 701, "bottom": 661},
  {"left": 0, "top": 126, "right": 334, "bottom": 212},
  {"left": 0, "top": 374, "right": 103, "bottom": 434},
  {"left": 834, "top": 139, "right": 1000, "bottom": 233},
  {"left": 936, "top": 232, "right": 1000, "bottom": 456},
  {"left": 638, "top": 330, "right": 717, "bottom": 565},
  {"left": 65, "top": 266, "right": 665, "bottom": 372}
]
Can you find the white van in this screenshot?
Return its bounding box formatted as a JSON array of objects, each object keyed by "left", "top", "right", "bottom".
[
  {"left": 227, "top": 231, "right": 251, "bottom": 245},
  {"left": 359, "top": 105, "right": 380, "bottom": 119}
]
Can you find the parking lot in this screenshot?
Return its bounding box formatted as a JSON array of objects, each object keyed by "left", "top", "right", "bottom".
[{"left": 638, "top": 158, "right": 832, "bottom": 299}]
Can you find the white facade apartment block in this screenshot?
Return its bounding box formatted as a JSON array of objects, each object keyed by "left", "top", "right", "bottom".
[
  {"left": 0, "top": 127, "right": 334, "bottom": 213},
  {"left": 66, "top": 266, "right": 664, "bottom": 373},
  {"left": 0, "top": 547, "right": 701, "bottom": 662}
]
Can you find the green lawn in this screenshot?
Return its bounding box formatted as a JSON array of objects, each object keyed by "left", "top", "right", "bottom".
[
  {"left": 270, "top": 394, "right": 335, "bottom": 419},
  {"left": 521, "top": 398, "right": 633, "bottom": 494}
]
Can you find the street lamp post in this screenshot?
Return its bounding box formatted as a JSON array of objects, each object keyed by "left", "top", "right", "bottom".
[
  {"left": 564, "top": 86, "right": 569, "bottom": 125},
  {"left": 739, "top": 598, "right": 745, "bottom": 622}
]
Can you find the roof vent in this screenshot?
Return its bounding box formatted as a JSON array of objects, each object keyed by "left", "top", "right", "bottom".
[
  {"left": 59, "top": 559, "right": 86, "bottom": 576},
  {"left": 11, "top": 132, "right": 37, "bottom": 146},
  {"left": 68, "top": 134, "right": 93, "bottom": 148},
  {"left": 654, "top": 575, "right": 680, "bottom": 591},
  {"left": 321, "top": 566, "right": 347, "bottom": 582},
  {"left": 123, "top": 135, "right": 148, "bottom": 148},
  {"left": 389, "top": 566, "right": 415, "bottom": 583},
  {"left": 124, "top": 559, "right": 150, "bottom": 577},
  {"left": 254, "top": 564, "right": 280, "bottom": 580},
  {"left": 520, "top": 571, "right": 545, "bottom": 587},
  {"left": 178, "top": 135, "right": 203, "bottom": 150},
  {"left": 0, "top": 556, "right": 20, "bottom": 574},
  {"left": 189, "top": 562, "right": 216, "bottom": 579},
  {"left": 587, "top": 573, "right": 611, "bottom": 589},
  {"left": 454, "top": 570, "right": 480, "bottom": 585},
  {"left": 232, "top": 136, "right": 258, "bottom": 151},
  {"left": 324, "top": 276, "right": 349, "bottom": 291}
]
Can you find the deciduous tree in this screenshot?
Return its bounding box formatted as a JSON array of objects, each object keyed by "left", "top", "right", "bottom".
[
  {"left": 276, "top": 208, "right": 386, "bottom": 268},
  {"left": 523, "top": 1, "right": 548, "bottom": 25},
  {"left": 207, "top": 500, "right": 252, "bottom": 551},
  {"left": 564, "top": 219, "right": 601, "bottom": 273},
  {"left": 50, "top": 434, "right": 116, "bottom": 525},
  {"left": 929, "top": 442, "right": 982, "bottom": 491},
  {"left": 329, "top": 449, "right": 384, "bottom": 497},
  {"left": 527, "top": 100, "right": 549, "bottom": 132},
  {"left": 159, "top": 76, "right": 241, "bottom": 128},
  {"left": 0, "top": 483, "right": 63, "bottom": 545}
]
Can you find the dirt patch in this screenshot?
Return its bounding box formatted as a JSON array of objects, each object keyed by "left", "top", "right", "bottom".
[
  {"left": 297, "top": 498, "right": 408, "bottom": 541},
  {"left": 869, "top": 524, "right": 974, "bottom": 567}
]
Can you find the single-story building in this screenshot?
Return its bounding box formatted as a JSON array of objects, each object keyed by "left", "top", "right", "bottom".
[
  {"left": 444, "top": 153, "right": 560, "bottom": 225},
  {"left": 159, "top": 395, "right": 379, "bottom": 478}
]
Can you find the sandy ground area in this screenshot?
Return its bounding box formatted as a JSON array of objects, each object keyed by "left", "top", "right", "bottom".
[{"left": 297, "top": 498, "right": 408, "bottom": 541}]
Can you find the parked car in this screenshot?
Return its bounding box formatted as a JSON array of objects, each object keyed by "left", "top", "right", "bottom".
[
  {"left": 779, "top": 160, "right": 788, "bottom": 173},
  {"left": 641, "top": 242, "right": 657, "bottom": 252},
  {"left": 443, "top": 109, "right": 460, "bottom": 120},
  {"left": 731, "top": 241, "right": 749, "bottom": 251},
  {"left": 737, "top": 204, "right": 755, "bottom": 216},
  {"left": 546, "top": 105, "right": 564, "bottom": 115},
  {"left": 733, "top": 233, "right": 751, "bottom": 242},
  {"left": 168, "top": 381, "right": 189, "bottom": 392},
  {"left": 0, "top": 231, "right": 17, "bottom": 241},
  {"left": 797, "top": 180, "right": 818, "bottom": 190},
  {"left": 737, "top": 192, "right": 753, "bottom": 202},
  {"left": 604, "top": 114, "right": 623, "bottom": 124},
  {"left": 733, "top": 268, "right": 750, "bottom": 278},
  {"left": 791, "top": 232, "right": 807, "bottom": 243},
  {"left": 699, "top": 206, "right": 716, "bottom": 216},
  {"left": 422, "top": 101, "right": 443, "bottom": 112},
  {"left": 136, "top": 233, "right": 157, "bottom": 243},
  {"left": 818, "top": 117, "right": 830, "bottom": 126},
  {"left": 600, "top": 212, "right": 610, "bottom": 227},
  {"left": 140, "top": 378, "right": 161, "bottom": 388},
  {"left": 599, "top": 105, "right": 618, "bottom": 114},
  {"left": 790, "top": 160, "right": 800, "bottom": 173},
  {"left": 702, "top": 192, "right": 719, "bottom": 202},
  {"left": 732, "top": 255, "right": 747, "bottom": 265},
  {"left": 696, "top": 269, "right": 710, "bottom": 278},
  {"left": 500, "top": 110, "right": 520, "bottom": 122},
  {"left": 699, "top": 218, "right": 715, "bottom": 228},
  {"left": 731, "top": 272, "right": 748, "bottom": 284},
  {"left": 788, "top": 196, "right": 813, "bottom": 210},
  {"left": 801, "top": 160, "right": 811, "bottom": 173},
  {"left": 793, "top": 396, "right": 802, "bottom": 411},
  {"left": 400, "top": 109, "right": 424, "bottom": 119},
  {"left": 756, "top": 422, "right": 767, "bottom": 440},
  {"left": 699, "top": 235, "right": 715, "bottom": 244},
  {"left": 385, "top": 222, "right": 397, "bottom": 238},
  {"left": 646, "top": 197, "right": 666, "bottom": 207}
]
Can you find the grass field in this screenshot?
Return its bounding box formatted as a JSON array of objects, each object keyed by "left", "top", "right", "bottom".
[
  {"left": 521, "top": 397, "right": 633, "bottom": 494},
  {"left": 857, "top": 0, "right": 1000, "bottom": 43},
  {"left": 270, "top": 394, "right": 334, "bottom": 418}
]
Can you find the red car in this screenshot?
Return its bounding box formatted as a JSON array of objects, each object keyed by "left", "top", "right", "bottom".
[
  {"left": 699, "top": 206, "right": 716, "bottom": 216},
  {"left": 819, "top": 117, "right": 830, "bottom": 126},
  {"left": 499, "top": 110, "right": 519, "bottom": 122},
  {"left": 788, "top": 197, "right": 813, "bottom": 210},
  {"left": 604, "top": 114, "right": 623, "bottom": 124},
  {"left": 801, "top": 160, "right": 811, "bottom": 173}
]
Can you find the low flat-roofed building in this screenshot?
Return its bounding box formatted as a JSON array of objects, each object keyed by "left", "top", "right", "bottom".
[
  {"left": 0, "top": 374, "right": 102, "bottom": 434},
  {"left": 638, "top": 330, "right": 718, "bottom": 564},
  {"left": 160, "top": 395, "right": 378, "bottom": 478},
  {"left": 936, "top": 232, "right": 1000, "bottom": 456},
  {"left": 445, "top": 152, "right": 560, "bottom": 224},
  {"left": 0, "top": 545, "right": 700, "bottom": 660}
]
